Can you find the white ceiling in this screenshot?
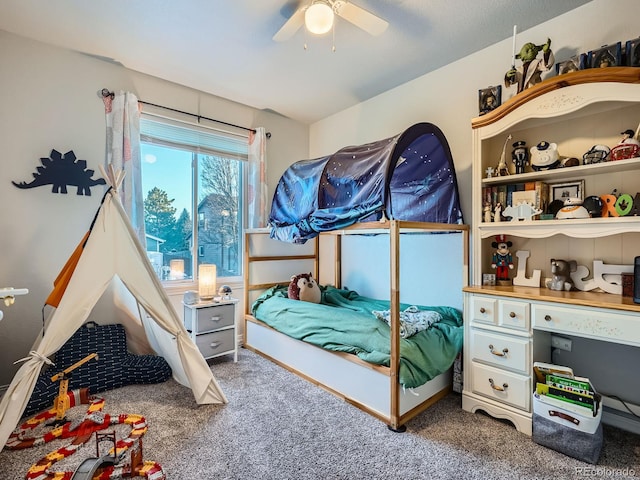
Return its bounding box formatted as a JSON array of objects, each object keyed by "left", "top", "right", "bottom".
[{"left": 0, "top": 0, "right": 592, "bottom": 124}]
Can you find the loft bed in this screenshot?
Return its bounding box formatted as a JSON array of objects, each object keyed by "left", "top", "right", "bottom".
[{"left": 243, "top": 123, "right": 468, "bottom": 431}]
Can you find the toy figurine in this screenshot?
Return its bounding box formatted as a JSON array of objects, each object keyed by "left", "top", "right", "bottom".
[
  {"left": 496, "top": 134, "right": 512, "bottom": 176},
  {"left": 494, "top": 203, "right": 503, "bottom": 222},
  {"left": 511, "top": 140, "right": 529, "bottom": 174},
  {"left": 483, "top": 203, "right": 493, "bottom": 223},
  {"left": 504, "top": 39, "right": 555, "bottom": 93},
  {"left": 530, "top": 141, "right": 560, "bottom": 170},
  {"left": 545, "top": 259, "right": 577, "bottom": 291},
  {"left": 491, "top": 234, "right": 514, "bottom": 284},
  {"left": 610, "top": 128, "right": 640, "bottom": 160}
]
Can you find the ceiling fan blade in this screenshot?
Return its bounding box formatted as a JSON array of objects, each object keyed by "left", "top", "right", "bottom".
[
  {"left": 273, "top": 6, "right": 306, "bottom": 42},
  {"left": 334, "top": 1, "right": 388, "bottom": 36}
]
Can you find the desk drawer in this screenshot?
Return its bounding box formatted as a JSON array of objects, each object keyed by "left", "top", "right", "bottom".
[
  {"left": 471, "top": 362, "right": 531, "bottom": 411},
  {"left": 471, "top": 296, "right": 497, "bottom": 325},
  {"left": 195, "top": 329, "right": 235, "bottom": 358},
  {"left": 196, "top": 304, "right": 235, "bottom": 332},
  {"left": 498, "top": 299, "right": 530, "bottom": 331},
  {"left": 532, "top": 303, "right": 640, "bottom": 347},
  {"left": 470, "top": 329, "right": 530, "bottom": 374}
]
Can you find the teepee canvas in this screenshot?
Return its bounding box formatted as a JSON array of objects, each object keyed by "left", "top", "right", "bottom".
[{"left": 0, "top": 186, "right": 227, "bottom": 451}]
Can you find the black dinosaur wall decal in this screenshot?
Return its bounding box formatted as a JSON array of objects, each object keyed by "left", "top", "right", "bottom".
[{"left": 13, "top": 149, "right": 106, "bottom": 196}]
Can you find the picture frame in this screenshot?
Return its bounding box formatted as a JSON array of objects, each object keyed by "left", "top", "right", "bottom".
[
  {"left": 588, "top": 43, "right": 622, "bottom": 68},
  {"left": 478, "top": 85, "right": 501, "bottom": 116},
  {"left": 555, "top": 57, "right": 580, "bottom": 76},
  {"left": 550, "top": 180, "right": 584, "bottom": 203},
  {"left": 625, "top": 37, "right": 640, "bottom": 67}
]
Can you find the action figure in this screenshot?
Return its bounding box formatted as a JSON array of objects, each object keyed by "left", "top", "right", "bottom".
[
  {"left": 511, "top": 140, "right": 529, "bottom": 174},
  {"left": 504, "top": 39, "right": 554, "bottom": 93},
  {"left": 491, "top": 234, "right": 514, "bottom": 284}
]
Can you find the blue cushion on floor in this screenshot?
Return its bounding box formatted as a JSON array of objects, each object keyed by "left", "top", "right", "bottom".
[{"left": 24, "top": 322, "right": 172, "bottom": 417}]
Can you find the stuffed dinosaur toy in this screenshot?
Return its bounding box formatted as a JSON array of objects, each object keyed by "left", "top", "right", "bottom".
[{"left": 288, "top": 273, "right": 321, "bottom": 303}]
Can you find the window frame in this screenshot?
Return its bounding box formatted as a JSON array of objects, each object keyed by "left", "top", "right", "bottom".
[{"left": 139, "top": 113, "right": 248, "bottom": 290}]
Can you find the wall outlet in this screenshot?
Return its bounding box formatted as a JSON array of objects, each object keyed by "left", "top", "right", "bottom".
[{"left": 551, "top": 335, "right": 572, "bottom": 352}]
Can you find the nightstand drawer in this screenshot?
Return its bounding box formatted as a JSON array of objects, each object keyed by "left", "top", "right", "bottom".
[
  {"left": 470, "top": 329, "right": 530, "bottom": 374},
  {"left": 196, "top": 304, "right": 235, "bottom": 332},
  {"left": 471, "top": 362, "right": 531, "bottom": 411},
  {"left": 195, "top": 329, "right": 235, "bottom": 358}
]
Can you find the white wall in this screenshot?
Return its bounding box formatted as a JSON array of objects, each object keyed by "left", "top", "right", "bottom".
[
  {"left": 310, "top": 0, "right": 639, "bottom": 233},
  {"left": 310, "top": 0, "right": 640, "bottom": 413},
  {"left": 0, "top": 31, "right": 308, "bottom": 386}
]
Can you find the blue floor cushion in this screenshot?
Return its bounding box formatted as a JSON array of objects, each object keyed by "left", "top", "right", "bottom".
[{"left": 24, "top": 321, "right": 172, "bottom": 417}]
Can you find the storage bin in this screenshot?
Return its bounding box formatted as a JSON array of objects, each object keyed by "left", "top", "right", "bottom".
[{"left": 532, "top": 392, "right": 603, "bottom": 464}]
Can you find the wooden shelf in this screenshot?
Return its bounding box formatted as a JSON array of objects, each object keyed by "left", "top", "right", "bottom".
[{"left": 482, "top": 156, "right": 640, "bottom": 186}]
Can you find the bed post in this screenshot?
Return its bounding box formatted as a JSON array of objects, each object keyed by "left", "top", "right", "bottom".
[
  {"left": 334, "top": 235, "right": 342, "bottom": 288},
  {"left": 388, "top": 219, "right": 405, "bottom": 432}
]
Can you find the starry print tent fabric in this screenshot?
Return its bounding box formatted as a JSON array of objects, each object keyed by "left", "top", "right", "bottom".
[{"left": 268, "top": 123, "right": 463, "bottom": 244}]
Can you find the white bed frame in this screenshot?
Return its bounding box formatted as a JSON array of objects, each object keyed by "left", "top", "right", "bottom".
[{"left": 243, "top": 220, "right": 469, "bottom": 431}]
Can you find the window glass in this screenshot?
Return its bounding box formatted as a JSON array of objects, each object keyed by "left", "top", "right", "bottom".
[{"left": 140, "top": 116, "right": 246, "bottom": 283}]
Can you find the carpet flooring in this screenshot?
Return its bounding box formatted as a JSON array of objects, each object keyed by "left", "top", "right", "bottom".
[{"left": 1, "top": 348, "right": 638, "bottom": 479}]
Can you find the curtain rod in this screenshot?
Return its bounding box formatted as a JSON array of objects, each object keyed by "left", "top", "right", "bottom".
[{"left": 101, "top": 88, "right": 271, "bottom": 138}]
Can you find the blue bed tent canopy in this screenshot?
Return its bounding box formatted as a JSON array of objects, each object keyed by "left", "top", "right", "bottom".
[{"left": 269, "top": 122, "right": 464, "bottom": 244}]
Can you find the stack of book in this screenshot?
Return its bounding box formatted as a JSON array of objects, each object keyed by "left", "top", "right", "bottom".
[{"left": 533, "top": 362, "right": 601, "bottom": 417}]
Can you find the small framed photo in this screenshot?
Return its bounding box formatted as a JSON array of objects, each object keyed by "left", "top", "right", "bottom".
[
  {"left": 550, "top": 180, "right": 584, "bottom": 203},
  {"left": 482, "top": 273, "right": 496, "bottom": 286},
  {"left": 478, "top": 85, "right": 501, "bottom": 116},
  {"left": 625, "top": 37, "right": 640, "bottom": 66},
  {"left": 589, "top": 43, "right": 622, "bottom": 68},
  {"left": 555, "top": 57, "right": 580, "bottom": 76}
]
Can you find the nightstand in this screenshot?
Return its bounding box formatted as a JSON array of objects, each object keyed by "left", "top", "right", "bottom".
[{"left": 183, "top": 298, "right": 238, "bottom": 362}]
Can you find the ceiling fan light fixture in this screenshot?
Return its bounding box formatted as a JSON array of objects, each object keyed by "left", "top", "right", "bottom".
[{"left": 305, "top": 2, "right": 334, "bottom": 35}]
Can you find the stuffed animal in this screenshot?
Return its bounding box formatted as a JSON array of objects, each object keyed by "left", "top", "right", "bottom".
[
  {"left": 288, "top": 273, "right": 321, "bottom": 303},
  {"left": 545, "top": 259, "right": 577, "bottom": 291}
]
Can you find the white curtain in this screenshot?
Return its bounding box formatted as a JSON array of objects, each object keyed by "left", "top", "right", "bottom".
[
  {"left": 103, "top": 91, "right": 145, "bottom": 243},
  {"left": 247, "top": 127, "right": 268, "bottom": 228}
]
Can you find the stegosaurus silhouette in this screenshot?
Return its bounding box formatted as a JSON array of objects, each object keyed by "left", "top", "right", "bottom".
[{"left": 13, "top": 149, "right": 106, "bottom": 195}]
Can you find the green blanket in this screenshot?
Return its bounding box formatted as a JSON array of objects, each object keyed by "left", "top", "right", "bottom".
[{"left": 252, "top": 285, "right": 463, "bottom": 388}]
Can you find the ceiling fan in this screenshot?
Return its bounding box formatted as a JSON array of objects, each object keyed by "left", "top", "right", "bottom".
[{"left": 273, "top": 0, "right": 389, "bottom": 42}]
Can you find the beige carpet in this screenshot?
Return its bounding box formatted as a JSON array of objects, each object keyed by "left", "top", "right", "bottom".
[{"left": 1, "top": 348, "right": 638, "bottom": 479}]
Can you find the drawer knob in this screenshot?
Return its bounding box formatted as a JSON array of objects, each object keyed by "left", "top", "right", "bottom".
[
  {"left": 210, "top": 316, "right": 221, "bottom": 322},
  {"left": 509, "top": 311, "right": 516, "bottom": 318},
  {"left": 488, "top": 344, "right": 508, "bottom": 357},
  {"left": 210, "top": 341, "right": 222, "bottom": 349},
  {"left": 544, "top": 314, "right": 552, "bottom": 321},
  {"left": 479, "top": 307, "right": 486, "bottom": 314},
  {"left": 489, "top": 378, "right": 508, "bottom": 391}
]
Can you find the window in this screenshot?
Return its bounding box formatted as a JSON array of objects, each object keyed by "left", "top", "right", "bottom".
[{"left": 140, "top": 116, "right": 247, "bottom": 284}]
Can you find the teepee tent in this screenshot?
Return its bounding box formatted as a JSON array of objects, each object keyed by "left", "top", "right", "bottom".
[{"left": 0, "top": 183, "right": 227, "bottom": 451}]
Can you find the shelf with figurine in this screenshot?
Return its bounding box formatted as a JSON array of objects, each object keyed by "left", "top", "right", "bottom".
[{"left": 479, "top": 125, "right": 640, "bottom": 238}]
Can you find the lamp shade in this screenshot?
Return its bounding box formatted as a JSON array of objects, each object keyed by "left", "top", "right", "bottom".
[
  {"left": 305, "top": 2, "right": 334, "bottom": 35},
  {"left": 198, "top": 264, "right": 217, "bottom": 299},
  {"left": 169, "top": 259, "right": 185, "bottom": 280}
]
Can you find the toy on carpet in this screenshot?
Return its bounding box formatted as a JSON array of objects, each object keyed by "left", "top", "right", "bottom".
[
  {"left": 546, "top": 259, "right": 577, "bottom": 291},
  {"left": 7, "top": 388, "right": 165, "bottom": 480},
  {"left": 288, "top": 273, "right": 321, "bottom": 303},
  {"left": 49, "top": 353, "right": 98, "bottom": 427}
]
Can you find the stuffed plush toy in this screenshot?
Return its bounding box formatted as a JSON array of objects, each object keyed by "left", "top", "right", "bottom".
[{"left": 288, "top": 273, "right": 321, "bottom": 303}]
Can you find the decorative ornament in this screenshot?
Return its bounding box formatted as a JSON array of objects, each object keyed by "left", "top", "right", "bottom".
[
  {"left": 513, "top": 250, "right": 541, "bottom": 287},
  {"left": 12, "top": 149, "right": 106, "bottom": 195}
]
